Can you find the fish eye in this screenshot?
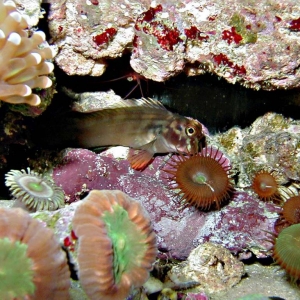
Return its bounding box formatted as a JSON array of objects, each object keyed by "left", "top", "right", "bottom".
[{"left": 186, "top": 127, "right": 195, "bottom": 136}]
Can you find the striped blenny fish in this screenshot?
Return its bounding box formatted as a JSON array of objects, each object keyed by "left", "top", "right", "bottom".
[{"left": 37, "top": 98, "right": 204, "bottom": 170}]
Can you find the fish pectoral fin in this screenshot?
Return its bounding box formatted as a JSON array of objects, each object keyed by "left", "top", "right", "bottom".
[{"left": 128, "top": 149, "right": 154, "bottom": 170}]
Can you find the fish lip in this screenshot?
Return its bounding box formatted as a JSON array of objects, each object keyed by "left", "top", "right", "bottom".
[{"left": 187, "top": 140, "right": 199, "bottom": 154}]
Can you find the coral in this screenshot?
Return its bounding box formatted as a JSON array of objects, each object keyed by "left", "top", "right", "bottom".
[
  {"left": 72, "top": 189, "right": 157, "bottom": 300},
  {"left": 251, "top": 171, "right": 281, "bottom": 203},
  {"left": 272, "top": 224, "right": 300, "bottom": 281},
  {"left": 0, "top": 207, "right": 70, "bottom": 299},
  {"left": 0, "top": 237, "right": 35, "bottom": 298},
  {"left": 0, "top": 0, "right": 55, "bottom": 106},
  {"left": 164, "top": 147, "right": 233, "bottom": 210},
  {"left": 5, "top": 167, "right": 65, "bottom": 211}
]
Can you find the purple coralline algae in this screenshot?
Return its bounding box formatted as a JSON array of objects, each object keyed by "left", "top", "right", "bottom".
[
  {"left": 181, "top": 292, "right": 209, "bottom": 300},
  {"left": 52, "top": 147, "right": 279, "bottom": 260},
  {"left": 48, "top": 0, "right": 300, "bottom": 89}
]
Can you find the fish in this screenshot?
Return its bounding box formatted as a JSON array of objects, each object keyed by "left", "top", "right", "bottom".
[{"left": 35, "top": 98, "right": 204, "bottom": 170}]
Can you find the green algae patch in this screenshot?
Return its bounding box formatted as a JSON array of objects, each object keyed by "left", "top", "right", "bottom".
[
  {"left": 33, "top": 210, "right": 61, "bottom": 230},
  {"left": 230, "top": 13, "right": 257, "bottom": 44}
]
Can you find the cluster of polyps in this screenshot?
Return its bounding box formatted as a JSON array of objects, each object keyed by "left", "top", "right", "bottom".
[{"left": 0, "top": 0, "right": 55, "bottom": 106}]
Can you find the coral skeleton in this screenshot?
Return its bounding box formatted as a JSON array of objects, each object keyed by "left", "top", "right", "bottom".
[
  {"left": 0, "top": 207, "right": 70, "bottom": 299},
  {"left": 0, "top": 0, "right": 55, "bottom": 106},
  {"left": 72, "top": 189, "right": 157, "bottom": 300},
  {"left": 5, "top": 167, "right": 65, "bottom": 211}
]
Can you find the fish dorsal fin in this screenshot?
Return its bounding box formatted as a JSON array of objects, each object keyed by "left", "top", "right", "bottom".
[
  {"left": 76, "top": 97, "right": 169, "bottom": 122},
  {"left": 104, "top": 97, "right": 167, "bottom": 111}
]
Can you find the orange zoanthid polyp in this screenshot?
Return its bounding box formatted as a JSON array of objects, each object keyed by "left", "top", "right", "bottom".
[
  {"left": 164, "top": 146, "right": 233, "bottom": 210},
  {"left": 252, "top": 171, "right": 281, "bottom": 203}
]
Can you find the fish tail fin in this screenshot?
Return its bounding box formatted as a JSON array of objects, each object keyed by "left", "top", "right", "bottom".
[{"left": 128, "top": 149, "right": 154, "bottom": 170}]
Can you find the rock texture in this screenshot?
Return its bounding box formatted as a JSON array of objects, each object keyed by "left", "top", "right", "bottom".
[{"left": 48, "top": 0, "right": 300, "bottom": 90}]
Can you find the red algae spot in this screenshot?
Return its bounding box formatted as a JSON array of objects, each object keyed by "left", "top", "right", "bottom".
[
  {"left": 75, "top": 27, "right": 82, "bottom": 34},
  {"left": 132, "top": 35, "right": 138, "bottom": 53},
  {"left": 63, "top": 236, "right": 72, "bottom": 247},
  {"left": 71, "top": 229, "right": 78, "bottom": 240},
  {"left": 208, "top": 15, "right": 217, "bottom": 21},
  {"left": 90, "top": 0, "right": 99, "bottom": 5},
  {"left": 135, "top": 5, "right": 182, "bottom": 51},
  {"left": 141, "top": 4, "right": 163, "bottom": 22},
  {"left": 213, "top": 53, "right": 246, "bottom": 75},
  {"left": 93, "top": 28, "right": 117, "bottom": 46},
  {"left": 275, "top": 16, "right": 282, "bottom": 22},
  {"left": 58, "top": 25, "right": 63, "bottom": 33},
  {"left": 155, "top": 25, "right": 181, "bottom": 51},
  {"left": 185, "top": 26, "right": 209, "bottom": 41},
  {"left": 222, "top": 27, "right": 243, "bottom": 44},
  {"left": 63, "top": 230, "right": 77, "bottom": 251},
  {"left": 289, "top": 17, "right": 300, "bottom": 31}
]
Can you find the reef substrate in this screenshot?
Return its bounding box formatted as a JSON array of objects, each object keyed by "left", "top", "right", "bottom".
[
  {"left": 48, "top": 0, "right": 300, "bottom": 90},
  {"left": 52, "top": 146, "right": 278, "bottom": 260}
]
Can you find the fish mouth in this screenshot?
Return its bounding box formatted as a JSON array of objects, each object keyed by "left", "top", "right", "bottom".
[{"left": 183, "top": 140, "right": 199, "bottom": 154}]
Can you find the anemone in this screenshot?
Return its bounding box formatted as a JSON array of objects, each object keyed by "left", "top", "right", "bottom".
[
  {"left": 251, "top": 170, "right": 281, "bottom": 203},
  {"left": 0, "top": 0, "right": 55, "bottom": 106},
  {"left": 0, "top": 207, "right": 70, "bottom": 299},
  {"left": 281, "top": 195, "right": 300, "bottom": 225},
  {"left": 163, "top": 146, "right": 233, "bottom": 210},
  {"left": 272, "top": 223, "right": 300, "bottom": 282},
  {"left": 72, "top": 189, "right": 157, "bottom": 300},
  {"left": 5, "top": 167, "right": 65, "bottom": 211}
]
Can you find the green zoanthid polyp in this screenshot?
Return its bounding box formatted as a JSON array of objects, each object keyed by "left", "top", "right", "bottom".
[
  {"left": 5, "top": 168, "right": 65, "bottom": 211},
  {"left": 27, "top": 181, "right": 46, "bottom": 193}
]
